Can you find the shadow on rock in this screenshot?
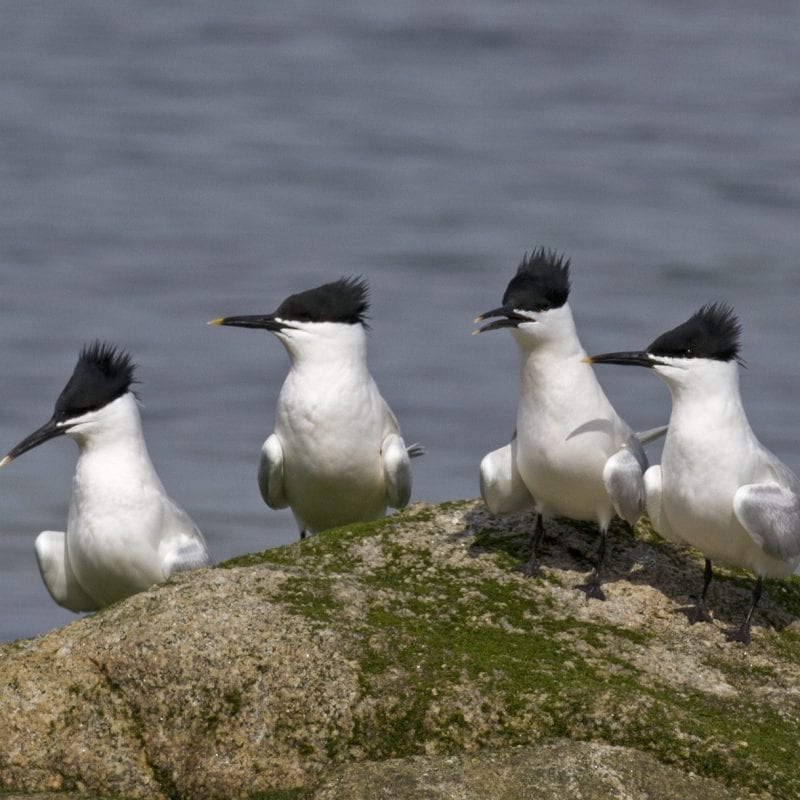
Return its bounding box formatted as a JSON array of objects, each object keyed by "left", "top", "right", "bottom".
[{"left": 461, "top": 504, "right": 796, "bottom": 634}]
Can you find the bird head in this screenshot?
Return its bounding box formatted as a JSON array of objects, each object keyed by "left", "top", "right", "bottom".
[
  {"left": 1, "top": 342, "right": 138, "bottom": 466},
  {"left": 586, "top": 303, "right": 743, "bottom": 388},
  {"left": 210, "top": 276, "right": 370, "bottom": 356},
  {"left": 474, "top": 248, "right": 571, "bottom": 345}
]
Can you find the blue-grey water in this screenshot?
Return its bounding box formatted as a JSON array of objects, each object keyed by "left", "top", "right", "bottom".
[{"left": 1, "top": 2, "right": 799, "bottom": 642}]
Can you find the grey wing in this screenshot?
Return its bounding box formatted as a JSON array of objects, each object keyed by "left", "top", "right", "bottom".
[
  {"left": 642, "top": 464, "right": 676, "bottom": 542},
  {"left": 480, "top": 436, "right": 534, "bottom": 514},
  {"left": 258, "top": 433, "right": 289, "bottom": 509},
  {"left": 602, "top": 433, "right": 647, "bottom": 525},
  {"left": 35, "top": 530, "right": 101, "bottom": 612},
  {"left": 733, "top": 479, "right": 800, "bottom": 562},
  {"left": 160, "top": 500, "right": 212, "bottom": 577},
  {"left": 382, "top": 432, "right": 413, "bottom": 509}
]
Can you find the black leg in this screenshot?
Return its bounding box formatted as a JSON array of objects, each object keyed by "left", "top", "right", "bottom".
[
  {"left": 578, "top": 527, "right": 607, "bottom": 602},
  {"left": 687, "top": 558, "right": 714, "bottom": 625},
  {"left": 514, "top": 513, "right": 544, "bottom": 577},
  {"left": 300, "top": 529, "right": 308, "bottom": 540},
  {"left": 725, "top": 576, "right": 763, "bottom": 644}
]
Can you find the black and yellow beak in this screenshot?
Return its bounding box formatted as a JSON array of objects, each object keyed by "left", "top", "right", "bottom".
[
  {"left": 208, "top": 314, "right": 292, "bottom": 332},
  {"left": 0, "top": 417, "right": 73, "bottom": 468}
]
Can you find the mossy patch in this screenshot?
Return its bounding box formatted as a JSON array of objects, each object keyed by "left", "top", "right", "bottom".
[
  {"left": 248, "top": 790, "right": 314, "bottom": 800},
  {"left": 11, "top": 502, "right": 797, "bottom": 799},
  {"left": 218, "top": 502, "right": 800, "bottom": 797}
]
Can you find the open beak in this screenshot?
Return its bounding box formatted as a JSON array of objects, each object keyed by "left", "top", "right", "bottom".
[
  {"left": 0, "top": 417, "right": 73, "bottom": 468},
  {"left": 583, "top": 351, "right": 657, "bottom": 368},
  {"left": 472, "top": 306, "right": 534, "bottom": 335},
  {"left": 208, "top": 314, "right": 293, "bottom": 332}
]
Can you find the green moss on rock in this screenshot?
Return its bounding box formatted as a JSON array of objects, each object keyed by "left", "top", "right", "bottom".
[{"left": 2, "top": 501, "right": 799, "bottom": 799}]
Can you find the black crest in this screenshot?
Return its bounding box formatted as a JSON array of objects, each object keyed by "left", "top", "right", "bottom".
[
  {"left": 502, "top": 248, "right": 571, "bottom": 312},
  {"left": 648, "top": 303, "right": 742, "bottom": 363},
  {"left": 275, "top": 277, "right": 370, "bottom": 326},
  {"left": 54, "top": 341, "right": 137, "bottom": 421}
]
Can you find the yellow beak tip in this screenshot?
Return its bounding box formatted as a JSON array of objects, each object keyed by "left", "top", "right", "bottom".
[{"left": 207, "top": 318, "right": 224, "bottom": 327}]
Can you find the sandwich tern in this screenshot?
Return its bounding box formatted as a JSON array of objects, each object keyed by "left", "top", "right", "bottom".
[
  {"left": 475, "top": 248, "right": 649, "bottom": 599},
  {"left": 1, "top": 342, "right": 210, "bottom": 612},
  {"left": 588, "top": 302, "right": 800, "bottom": 643},
  {"left": 210, "top": 276, "right": 422, "bottom": 538}
]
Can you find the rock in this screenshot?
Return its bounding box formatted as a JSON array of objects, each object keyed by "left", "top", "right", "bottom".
[
  {"left": 0, "top": 796, "right": 87, "bottom": 800},
  {"left": 1, "top": 568, "right": 360, "bottom": 798},
  {"left": 1, "top": 501, "right": 799, "bottom": 799},
  {"left": 313, "top": 740, "right": 736, "bottom": 800}
]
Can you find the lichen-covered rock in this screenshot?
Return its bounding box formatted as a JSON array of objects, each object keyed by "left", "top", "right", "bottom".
[
  {"left": 1, "top": 569, "right": 361, "bottom": 798},
  {"left": 0, "top": 796, "right": 87, "bottom": 800},
  {"left": 313, "top": 740, "right": 738, "bottom": 800},
  {"left": 1, "top": 500, "right": 799, "bottom": 799}
]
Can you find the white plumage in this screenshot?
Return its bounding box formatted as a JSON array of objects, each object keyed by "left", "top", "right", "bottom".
[
  {"left": 2, "top": 344, "right": 209, "bottom": 612},
  {"left": 476, "top": 250, "right": 649, "bottom": 598},
  {"left": 212, "top": 278, "right": 420, "bottom": 537},
  {"left": 263, "top": 321, "right": 416, "bottom": 534},
  {"left": 590, "top": 303, "right": 800, "bottom": 642}
]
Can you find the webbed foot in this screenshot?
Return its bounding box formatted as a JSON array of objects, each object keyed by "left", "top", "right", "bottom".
[
  {"left": 686, "top": 601, "right": 713, "bottom": 625},
  {"left": 577, "top": 571, "right": 606, "bottom": 602}
]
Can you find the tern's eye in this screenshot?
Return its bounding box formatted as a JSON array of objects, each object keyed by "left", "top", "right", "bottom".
[{"left": 55, "top": 404, "right": 99, "bottom": 422}]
